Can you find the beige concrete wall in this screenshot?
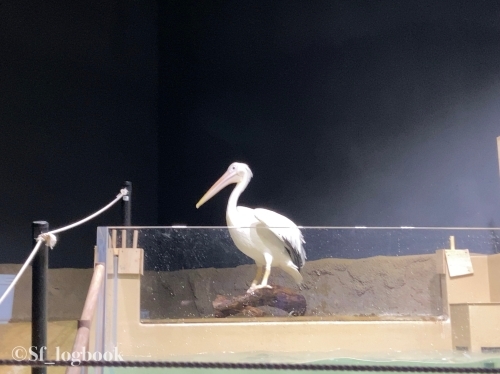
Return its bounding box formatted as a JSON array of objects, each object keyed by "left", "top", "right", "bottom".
[
  {"left": 450, "top": 303, "right": 500, "bottom": 353},
  {"left": 93, "top": 246, "right": 500, "bottom": 359},
  {"left": 469, "top": 303, "right": 500, "bottom": 351},
  {"left": 488, "top": 254, "right": 500, "bottom": 302},
  {"left": 440, "top": 254, "right": 491, "bottom": 304},
  {"left": 0, "top": 321, "right": 77, "bottom": 374},
  {"left": 0, "top": 264, "right": 92, "bottom": 322},
  {"left": 450, "top": 304, "right": 471, "bottom": 349},
  {"left": 114, "top": 270, "right": 453, "bottom": 359}
]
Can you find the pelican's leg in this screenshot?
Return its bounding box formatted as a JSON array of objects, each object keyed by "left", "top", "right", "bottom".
[
  {"left": 248, "top": 265, "right": 264, "bottom": 291},
  {"left": 253, "top": 253, "right": 273, "bottom": 290}
]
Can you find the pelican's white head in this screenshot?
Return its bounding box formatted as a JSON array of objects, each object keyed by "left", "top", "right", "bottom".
[{"left": 196, "top": 162, "right": 253, "bottom": 209}]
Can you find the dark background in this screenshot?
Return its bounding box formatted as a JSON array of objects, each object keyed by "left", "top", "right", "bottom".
[{"left": 1, "top": 1, "right": 500, "bottom": 268}]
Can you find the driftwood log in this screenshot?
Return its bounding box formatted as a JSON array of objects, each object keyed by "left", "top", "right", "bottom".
[{"left": 212, "top": 285, "right": 306, "bottom": 318}]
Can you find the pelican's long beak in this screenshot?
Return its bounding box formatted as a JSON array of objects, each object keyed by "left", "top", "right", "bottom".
[{"left": 196, "top": 169, "right": 238, "bottom": 208}]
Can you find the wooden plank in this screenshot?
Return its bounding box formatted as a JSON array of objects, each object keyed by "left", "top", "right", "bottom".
[
  {"left": 133, "top": 230, "right": 138, "bottom": 249},
  {"left": 118, "top": 248, "right": 144, "bottom": 275},
  {"left": 66, "top": 263, "right": 105, "bottom": 374}
]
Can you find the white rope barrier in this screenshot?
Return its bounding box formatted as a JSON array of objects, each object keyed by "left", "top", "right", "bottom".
[
  {"left": 48, "top": 188, "right": 128, "bottom": 236},
  {"left": 0, "top": 188, "right": 128, "bottom": 306},
  {"left": 0, "top": 240, "right": 43, "bottom": 306}
]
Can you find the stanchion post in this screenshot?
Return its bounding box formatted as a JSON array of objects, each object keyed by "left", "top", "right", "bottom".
[
  {"left": 32, "top": 221, "right": 49, "bottom": 374},
  {"left": 121, "top": 181, "right": 132, "bottom": 246},
  {"left": 121, "top": 181, "right": 132, "bottom": 226}
]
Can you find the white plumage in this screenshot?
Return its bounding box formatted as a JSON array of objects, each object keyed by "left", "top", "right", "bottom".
[{"left": 196, "top": 162, "right": 306, "bottom": 293}]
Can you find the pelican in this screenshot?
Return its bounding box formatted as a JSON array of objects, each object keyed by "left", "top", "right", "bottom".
[{"left": 196, "top": 162, "right": 306, "bottom": 293}]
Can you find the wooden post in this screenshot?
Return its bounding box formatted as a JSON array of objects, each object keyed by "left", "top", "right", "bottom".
[{"left": 66, "top": 263, "right": 105, "bottom": 374}]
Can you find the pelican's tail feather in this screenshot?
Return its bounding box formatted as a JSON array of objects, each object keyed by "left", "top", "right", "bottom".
[{"left": 281, "top": 263, "right": 303, "bottom": 285}]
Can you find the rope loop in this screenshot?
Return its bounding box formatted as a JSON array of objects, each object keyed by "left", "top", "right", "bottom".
[
  {"left": 37, "top": 232, "right": 58, "bottom": 249},
  {"left": 119, "top": 188, "right": 128, "bottom": 197}
]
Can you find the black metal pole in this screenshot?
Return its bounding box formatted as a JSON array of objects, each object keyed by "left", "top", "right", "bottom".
[
  {"left": 121, "top": 181, "right": 132, "bottom": 247},
  {"left": 32, "top": 221, "right": 48, "bottom": 374},
  {"left": 121, "top": 181, "right": 132, "bottom": 226}
]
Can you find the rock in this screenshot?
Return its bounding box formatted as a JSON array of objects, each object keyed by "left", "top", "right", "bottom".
[{"left": 212, "top": 286, "right": 307, "bottom": 318}]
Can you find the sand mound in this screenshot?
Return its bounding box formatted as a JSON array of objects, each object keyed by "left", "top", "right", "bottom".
[
  {"left": 1, "top": 253, "right": 442, "bottom": 322},
  {"left": 141, "top": 253, "right": 442, "bottom": 319}
]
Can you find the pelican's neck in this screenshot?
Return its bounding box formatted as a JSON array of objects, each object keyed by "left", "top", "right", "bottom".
[{"left": 226, "top": 178, "right": 249, "bottom": 225}]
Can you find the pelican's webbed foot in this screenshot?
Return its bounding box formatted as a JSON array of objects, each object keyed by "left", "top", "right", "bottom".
[{"left": 246, "top": 284, "right": 273, "bottom": 294}]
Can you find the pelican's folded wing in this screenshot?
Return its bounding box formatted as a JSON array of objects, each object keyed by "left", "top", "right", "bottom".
[{"left": 253, "top": 208, "right": 306, "bottom": 269}]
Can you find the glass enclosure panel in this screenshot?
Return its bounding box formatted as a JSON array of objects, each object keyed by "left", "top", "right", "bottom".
[
  {"left": 126, "top": 226, "right": 498, "bottom": 321},
  {"left": 93, "top": 225, "right": 500, "bottom": 370}
]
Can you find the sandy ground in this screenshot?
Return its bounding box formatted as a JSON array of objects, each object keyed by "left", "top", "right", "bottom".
[
  {"left": 141, "top": 254, "right": 443, "bottom": 319},
  {"left": 1, "top": 253, "right": 443, "bottom": 323},
  {"left": 0, "top": 320, "right": 77, "bottom": 374}
]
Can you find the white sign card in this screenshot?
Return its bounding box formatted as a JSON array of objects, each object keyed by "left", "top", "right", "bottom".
[{"left": 445, "top": 249, "right": 474, "bottom": 277}]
